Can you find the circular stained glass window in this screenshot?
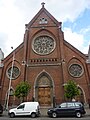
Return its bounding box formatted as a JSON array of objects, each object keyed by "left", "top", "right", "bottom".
[
  {"left": 32, "top": 36, "right": 56, "bottom": 55},
  {"left": 7, "top": 66, "right": 20, "bottom": 80},
  {"left": 68, "top": 64, "right": 84, "bottom": 77}
]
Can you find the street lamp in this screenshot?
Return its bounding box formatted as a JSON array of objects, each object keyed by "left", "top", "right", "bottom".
[{"left": 6, "top": 47, "right": 15, "bottom": 110}]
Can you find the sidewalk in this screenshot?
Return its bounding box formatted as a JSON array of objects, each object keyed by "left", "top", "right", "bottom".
[{"left": 86, "top": 107, "right": 90, "bottom": 116}]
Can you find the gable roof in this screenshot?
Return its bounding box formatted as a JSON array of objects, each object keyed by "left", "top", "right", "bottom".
[
  {"left": 25, "top": 3, "right": 61, "bottom": 29},
  {"left": 64, "top": 40, "right": 86, "bottom": 60},
  {"left": 3, "top": 42, "right": 24, "bottom": 63}
]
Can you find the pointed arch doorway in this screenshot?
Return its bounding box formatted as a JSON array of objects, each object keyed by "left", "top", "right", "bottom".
[
  {"left": 76, "top": 87, "right": 85, "bottom": 104},
  {"left": 35, "top": 72, "right": 54, "bottom": 107}
]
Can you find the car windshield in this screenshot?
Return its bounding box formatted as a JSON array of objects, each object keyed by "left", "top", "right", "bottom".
[
  {"left": 60, "top": 103, "right": 67, "bottom": 108},
  {"left": 75, "top": 102, "right": 82, "bottom": 107}
]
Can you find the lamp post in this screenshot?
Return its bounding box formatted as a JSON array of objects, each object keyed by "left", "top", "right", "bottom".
[
  {"left": 6, "top": 47, "right": 15, "bottom": 110},
  {"left": 22, "top": 60, "right": 28, "bottom": 82}
]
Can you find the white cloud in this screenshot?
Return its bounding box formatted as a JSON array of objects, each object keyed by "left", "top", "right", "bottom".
[
  {"left": 0, "top": 0, "right": 25, "bottom": 56},
  {"left": 63, "top": 27, "right": 89, "bottom": 54},
  {"left": 80, "top": 26, "right": 90, "bottom": 35},
  {"left": 45, "top": 0, "right": 90, "bottom": 22},
  {"left": 14, "top": 0, "right": 90, "bottom": 22}
]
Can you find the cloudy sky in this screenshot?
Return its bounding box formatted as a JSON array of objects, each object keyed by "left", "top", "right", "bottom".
[{"left": 0, "top": 0, "right": 90, "bottom": 57}]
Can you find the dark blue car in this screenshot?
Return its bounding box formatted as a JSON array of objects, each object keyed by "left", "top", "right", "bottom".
[
  {"left": 0, "top": 104, "right": 3, "bottom": 116},
  {"left": 47, "top": 102, "right": 86, "bottom": 118}
]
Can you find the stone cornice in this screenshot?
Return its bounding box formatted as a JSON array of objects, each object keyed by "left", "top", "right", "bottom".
[{"left": 27, "top": 62, "right": 61, "bottom": 67}]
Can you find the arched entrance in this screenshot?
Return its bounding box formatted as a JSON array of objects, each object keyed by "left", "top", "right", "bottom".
[
  {"left": 76, "top": 87, "right": 85, "bottom": 104},
  {"left": 34, "top": 72, "right": 54, "bottom": 106}
]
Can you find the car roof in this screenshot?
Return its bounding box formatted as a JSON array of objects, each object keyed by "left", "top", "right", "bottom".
[{"left": 60, "top": 101, "right": 82, "bottom": 105}]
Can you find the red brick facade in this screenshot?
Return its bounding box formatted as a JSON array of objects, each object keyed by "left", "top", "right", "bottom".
[{"left": 0, "top": 4, "right": 90, "bottom": 108}]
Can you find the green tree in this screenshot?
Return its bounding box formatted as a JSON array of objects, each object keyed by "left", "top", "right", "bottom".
[
  {"left": 64, "top": 80, "right": 80, "bottom": 101},
  {"left": 14, "top": 81, "right": 31, "bottom": 102}
]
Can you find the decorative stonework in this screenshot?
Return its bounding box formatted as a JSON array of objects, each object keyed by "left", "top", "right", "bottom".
[
  {"left": 39, "top": 18, "right": 48, "bottom": 24},
  {"left": 68, "top": 63, "right": 84, "bottom": 77},
  {"left": 32, "top": 36, "right": 56, "bottom": 55},
  {"left": 7, "top": 66, "right": 20, "bottom": 80},
  {"left": 38, "top": 76, "right": 50, "bottom": 86}
]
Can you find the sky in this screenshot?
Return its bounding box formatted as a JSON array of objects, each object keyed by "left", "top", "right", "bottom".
[{"left": 0, "top": 0, "right": 90, "bottom": 57}]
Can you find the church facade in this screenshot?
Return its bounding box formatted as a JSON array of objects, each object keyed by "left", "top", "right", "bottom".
[{"left": 0, "top": 3, "right": 90, "bottom": 108}]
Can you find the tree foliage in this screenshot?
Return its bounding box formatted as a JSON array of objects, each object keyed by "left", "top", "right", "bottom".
[
  {"left": 64, "top": 80, "right": 80, "bottom": 101},
  {"left": 14, "top": 81, "right": 31, "bottom": 102}
]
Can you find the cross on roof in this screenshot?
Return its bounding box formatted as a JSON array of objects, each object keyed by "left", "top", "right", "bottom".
[{"left": 41, "top": 2, "right": 45, "bottom": 8}]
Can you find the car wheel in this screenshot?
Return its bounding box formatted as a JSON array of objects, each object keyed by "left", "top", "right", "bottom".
[
  {"left": 52, "top": 112, "right": 57, "bottom": 118},
  {"left": 76, "top": 111, "right": 82, "bottom": 118},
  {"left": 31, "top": 113, "right": 36, "bottom": 118},
  {"left": 10, "top": 113, "right": 15, "bottom": 118}
]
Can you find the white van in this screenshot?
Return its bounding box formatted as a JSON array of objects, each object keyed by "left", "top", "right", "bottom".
[{"left": 8, "top": 102, "right": 40, "bottom": 118}]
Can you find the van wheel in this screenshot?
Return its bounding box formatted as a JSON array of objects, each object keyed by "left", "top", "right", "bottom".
[
  {"left": 10, "top": 113, "right": 15, "bottom": 118},
  {"left": 31, "top": 113, "right": 36, "bottom": 118}
]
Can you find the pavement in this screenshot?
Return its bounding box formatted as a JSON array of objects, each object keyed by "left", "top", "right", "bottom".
[{"left": 85, "top": 107, "right": 90, "bottom": 116}]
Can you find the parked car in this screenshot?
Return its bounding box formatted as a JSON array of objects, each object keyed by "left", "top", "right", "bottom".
[
  {"left": 8, "top": 102, "right": 40, "bottom": 118},
  {"left": 47, "top": 101, "right": 86, "bottom": 118},
  {"left": 0, "top": 104, "right": 3, "bottom": 115}
]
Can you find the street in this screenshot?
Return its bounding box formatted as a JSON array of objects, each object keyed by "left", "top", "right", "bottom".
[{"left": 0, "top": 116, "right": 90, "bottom": 120}]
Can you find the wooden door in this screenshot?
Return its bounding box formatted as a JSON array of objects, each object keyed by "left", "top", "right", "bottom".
[{"left": 38, "top": 87, "right": 51, "bottom": 106}]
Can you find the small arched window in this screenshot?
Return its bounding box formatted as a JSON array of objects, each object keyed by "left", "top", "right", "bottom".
[{"left": 39, "top": 18, "right": 48, "bottom": 24}]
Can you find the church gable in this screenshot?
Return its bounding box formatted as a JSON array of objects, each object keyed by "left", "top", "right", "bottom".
[{"left": 26, "top": 3, "right": 60, "bottom": 29}]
